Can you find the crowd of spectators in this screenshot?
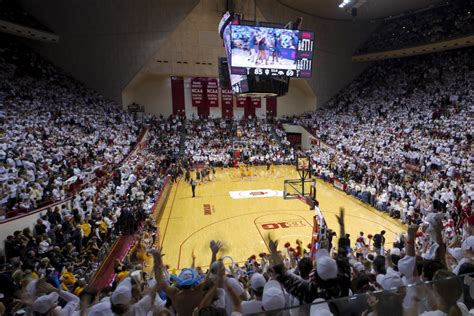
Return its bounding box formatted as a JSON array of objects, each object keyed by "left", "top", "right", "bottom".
[
  {"left": 183, "top": 118, "right": 234, "bottom": 166},
  {"left": 234, "top": 118, "right": 293, "bottom": 165},
  {"left": 0, "top": 35, "right": 140, "bottom": 217},
  {"left": 182, "top": 117, "right": 292, "bottom": 167},
  {"left": 291, "top": 47, "right": 472, "bottom": 230},
  {"left": 356, "top": 0, "right": 474, "bottom": 54}
]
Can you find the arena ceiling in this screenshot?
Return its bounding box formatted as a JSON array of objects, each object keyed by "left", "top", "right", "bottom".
[
  {"left": 14, "top": 0, "right": 445, "bottom": 107},
  {"left": 278, "top": 0, "right": 444, "bottom": 21}
]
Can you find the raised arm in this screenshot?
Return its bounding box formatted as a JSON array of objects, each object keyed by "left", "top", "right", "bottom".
[
  {"left": 150, "top": 248, "right": 176, "bottom": 299},
  {"left": 268, "top": 238, "right": 319, "bottom": 304},
  {"left": 406, "top": 224, "right": 418, "bottom": 257},
  {"left": 433, "top": 217, "right": 446, "bottom": 268},
  {"left": 336, "top": 207, "right": 345, "bottom": 248},
  {"left": 210, "top": 240, "right": 222, "bottom": 266}
]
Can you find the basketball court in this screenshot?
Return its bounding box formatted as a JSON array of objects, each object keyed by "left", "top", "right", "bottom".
[{"left": 156, "top": 165, "right": 406, "bottom": 271}]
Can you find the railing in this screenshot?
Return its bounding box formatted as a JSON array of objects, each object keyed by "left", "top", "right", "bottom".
[
  {"left": 253, "top": 272, "right": 474, "bottom": 316},
  {"left": 352, "top": 33, "right": 474, "bottom": 62},
  {"left": 88, "top": 175, "right": 173, "bottom": 288}
]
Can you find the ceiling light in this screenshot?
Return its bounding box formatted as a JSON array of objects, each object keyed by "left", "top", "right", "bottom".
[{"left": 339, "top": 0, "right": 352, "bottom": 8}]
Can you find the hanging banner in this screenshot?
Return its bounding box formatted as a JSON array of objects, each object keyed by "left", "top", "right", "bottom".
[
  {"left": 221, "top": 88, "right": 234, "bottom": 118},
  {"left": 236, "top": 95, "right": 247, "bottom": 107},
  {"left": 251, "top": 96, "right": 261, "bottom": 108},
  {"left": 171, "top": 76, "right": 185, "bottom": 115},
  {"left": 266, "top": 97, "right": 277, "bottom": 116},
  {"left": 221, "top": 88, "right": 233, "bottom": 108},
  {"left": 207, "top": 78, "right": 219, "bottom": 107},
  {"left": 191, "top": 78, "right": 203, "bottom": 107}
]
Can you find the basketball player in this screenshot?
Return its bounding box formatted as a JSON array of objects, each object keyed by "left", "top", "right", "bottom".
[
  {"left": 196, "top": 169, "right": 201, "bottom": 184},
  {"left": 185, "top": 169, "right": 191, "bottom": 183},
  {"left": 272, "top": 33, "right": 281, "bottom": 64},
  {"left": 256, "top": 36, "right": 269, "bottom": 66},
  {"left": 246, "top": 165, "right": 251, "bottom": 179},
  {"left": 240, "top": 164, "right": 245, "bottom": 180},
  {"left": 270, "top": 164, "right": 276, "bottom": 177},
  {"left": 247, "top": 31, "right": 258, "bottom": 63},
  {"left": 191, "top": 179, "right": 197, "bottom": 198}
]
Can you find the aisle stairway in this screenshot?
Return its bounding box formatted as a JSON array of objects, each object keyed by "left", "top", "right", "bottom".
[
  {"left": 178, "top": 123, "right": 187, "bottom": 156},
  {"left": 270, "top": 125, "right": 284, "bottom": 145}
]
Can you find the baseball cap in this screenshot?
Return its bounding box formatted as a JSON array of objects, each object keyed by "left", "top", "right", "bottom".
[
  {"left": 310, "top": 298, "right": 334, "bottom": 316},
  {"left": 262, "top": 280, "right": 286, "bottom": 311},
  {"left": 87, "top": 300, "right": 113, "bottom": 316},
  {"left": 353, "top": 262, "right": 365, "bottom": 273},
  {"left": 390, "top": 248, "right": 401, "bottom": 256},
  {"left": 376, "top": 273, "right": 404, "bottom": 290},
  {"left": 316, "top": 249, "right": 338, "bottom": 280},
  {"left": 448, "top": 247, "right": 463, "bottom": 262},
  {"left": 250, "top": 273, "right": 266, "bottom": 290},
  {"left": 111, "top": 277, "right": 132, "bottom": 305},
  {"left": 349, "top": 258, "right": 365, "bottom": 273},
  {"left": 32, "top": 292, "right": 59, "bottom": 313},
  {"left": 461, "top": 236, "right": 474, "bottom": 252},
  {"left": 170, "top": 268, "right": 201, "bottom": 287}
]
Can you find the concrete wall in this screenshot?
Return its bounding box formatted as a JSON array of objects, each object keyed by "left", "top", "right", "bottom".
[
  {"left": 123, "top": 75, "right": 315, "bottom": 119},
  {"left": 283, "top": 124, "right": 316, "bottom": 150},
  {"left": 141, "top": 0, "right": 227, "bottom": 78},
  {"left": 278, "top": 80, "right": 316, "bottom": 117},
  {"left": 0, "top": 200, "right": 71, "bottom": 254},
  {"left": 123, "top": 74, "right": 173, "bottom": 117},
  {"left": 19, "top": 0, "right": 199, "bottom": 103}
]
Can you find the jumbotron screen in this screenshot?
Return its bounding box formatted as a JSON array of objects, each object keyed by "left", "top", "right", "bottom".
[
  {"left": 221, "top": 14, "right": 249, "bottom": 94},
  {"left": 229, "top": 25, "right": 314, "bottom": 78}
]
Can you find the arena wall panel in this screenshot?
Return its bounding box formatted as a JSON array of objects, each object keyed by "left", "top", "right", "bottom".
[
  {"left": 0, "top": 200, "right": 72, "bottom": 255},
  {"left": 19, "top": 0, "right": 200, "bottom": 102},
  {"left": 282, "top": 124, "right": 315, "bottom": 150},
  {"left": 122, "top": 74, "right": 173, "bottom": 117}
]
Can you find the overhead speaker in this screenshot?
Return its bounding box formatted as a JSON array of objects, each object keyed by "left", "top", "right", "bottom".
[{"left": 218, "top": 57, "right": 231, "bottom": 90}]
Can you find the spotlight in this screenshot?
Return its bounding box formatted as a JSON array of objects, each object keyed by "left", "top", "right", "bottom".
[{"left": 339, "top": 0, "right": 352, "bottom": 8}]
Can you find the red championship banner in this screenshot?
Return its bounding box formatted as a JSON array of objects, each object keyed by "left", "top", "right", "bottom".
[
  {"left": 236, "top": 95, "right": 247, "bottom": 107},
  {"left": 221, "top": 88, "right": 233, "bottom": 107},
  {"left": 221, "top": 88, "right": 234, "bottom": 118},
  {"left": 207, "top": 78, "right": 219, "bottom": 107},
  {"left": 170, "top": 76, "right": 185, "bottom": 115},
  {"left": 251, "top": 96, "right": 261, "bottom": 108},
  {"left": 191, "top": 78, "right": 203, "bottom": 107},
  {"left": 266, "top": 96, "right": 277, "bottom": 116}
]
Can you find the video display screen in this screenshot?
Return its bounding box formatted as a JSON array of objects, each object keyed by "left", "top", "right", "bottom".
[
  {"left": 222, "top": 16, "right": 249, "bottom": 94},
  {"left": 229, "top": 25, "right": 314, "bottom": 78}
]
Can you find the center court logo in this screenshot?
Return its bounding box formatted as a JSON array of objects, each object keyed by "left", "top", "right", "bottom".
[
  {"left": 229, "top": 189, "right": 283, "bottom": 199},
  {"left": 261, "top": 220, "right": 306, "bottom": 230}
]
